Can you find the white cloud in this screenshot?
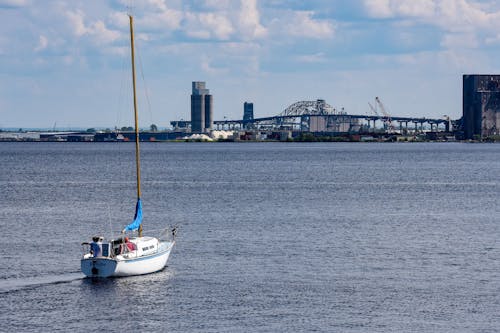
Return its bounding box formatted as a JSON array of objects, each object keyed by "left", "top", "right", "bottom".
[
  {"left": 398, "top": 0, "right": 436, "bottom": 17},
  {"left": 435, "top": 0, "right": 484, "bottom": 32},
  {"left": 285, "top": 11, "right": 335, "bottom": 39},
  {"left": 137, "top": 9, "right": 183, "bottom": 30},
  {"left": 238, "top": 0, "right": 267, "bottom": 40},
  {"left": 116, "top": 0, "right": 173, "bottom": 12},
  {"left": 441, "top": 32, "right": 479, "bottom": 49},
  {"left": 108, "top": 11, "right": 130, "bottom": 29},
  {"left": 34, "top": 35, "right": 48, "bottom": 52},
  {"left": 182, "top": 0, "right": 267, "bottom": 42},
  {"left": 66, "top": 9, "right": 87, "bottom": 37},
  {"left": 296, "top": 52, "right": 327, "bottom": 63},
  {"left": 364, "top": 0, "right": 500, "bottom": 32},
  {"left": 184, "top": 23, "right": 210, "bottom": 39},
  {"left": 185, "top": 12, "right": 234, "bottom": 40},
  {"left": 363, "top": 0, "right": 500, "bottom": 50},
  {"left": 112, "top": 1, "right": 182, "bottom": 31},
  {"left": 203, "top": 0, "right": 233, "bottom": 10},
  {"left": 361, "top": 48, "right": 488, "bottom": 74},
  {"left": 364, "top": 0, "right": 435, "bottom": 18},
  {"left": 65, "top": 9, "right": 121, "bottom": 45},
  {"left": 200, "top": 55, "right": 229, "bottom": 75},
  {"left": 199, "top": 13, "right": 234, "bottom": 40},
  {"left": 145, "top": 0, "right": 169, "bottom": 12},
  {"left": 88, "top": 21, "right": 121, "bottom": 44},
  {"left": 364, "top": 0, "right": 392, "bottom": 18}
]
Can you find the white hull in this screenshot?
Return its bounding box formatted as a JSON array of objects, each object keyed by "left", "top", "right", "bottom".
[{"left": 81, "top": 241, "right": 174, "bottom": 278}]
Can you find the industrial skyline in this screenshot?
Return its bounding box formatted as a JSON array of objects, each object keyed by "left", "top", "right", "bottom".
[{"left": 2, "top": 1, "right": 500, "bottom": 128}]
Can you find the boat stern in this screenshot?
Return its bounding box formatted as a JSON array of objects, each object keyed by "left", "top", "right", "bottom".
[{"left": 81, "top": 258, "right": 118, "bottom": 278}]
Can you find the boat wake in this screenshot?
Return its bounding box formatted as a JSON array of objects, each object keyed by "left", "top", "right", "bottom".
[{"left": 0, "top": 272, "right": 84, "bottom": 293}]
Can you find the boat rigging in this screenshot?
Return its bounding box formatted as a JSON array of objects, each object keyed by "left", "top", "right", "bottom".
[{"left": 80, "top": 15, "right": 175, "bottom": 278}]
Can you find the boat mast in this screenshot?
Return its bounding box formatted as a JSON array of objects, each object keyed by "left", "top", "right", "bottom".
[{"left": 129, "top": 14, "right": 143, "bottom": 237}]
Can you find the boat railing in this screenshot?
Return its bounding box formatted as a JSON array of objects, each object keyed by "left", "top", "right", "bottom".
[
  {"left": 149, "top": 226, "right": 177, "bottom": 242},
  {"left": 113, "top": 226, "right": 177, "bottom": 241},
  {"left": 81, "top": 241, "right": 113, "bottom": 258}
]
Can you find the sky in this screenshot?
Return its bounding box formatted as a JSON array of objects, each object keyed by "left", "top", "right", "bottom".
[{"left": 1, "top": 0, "right": 500, "bottom": 129}]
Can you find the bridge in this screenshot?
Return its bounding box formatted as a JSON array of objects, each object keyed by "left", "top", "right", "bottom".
[{"left": 212, "top": 100, "right": 451, "bottom": 133}]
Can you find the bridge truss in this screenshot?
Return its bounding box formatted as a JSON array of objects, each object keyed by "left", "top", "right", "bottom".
[{"left": 211, "top": 99, "right": 451, "bottom": 133}]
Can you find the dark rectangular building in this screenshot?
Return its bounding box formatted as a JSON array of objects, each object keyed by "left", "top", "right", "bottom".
[
  {"left": 243, "top": 102, "right": 254, "bottom": 121},
  {"left": 463, "top": 75, "right": 500, "bottom": 139},
  {"left": 191, "top": 94, "right": 205, "bottom": 133},
  {"left": 205, "top": 94, "right": 213, "bottom": 130},
  {"left": 243, "top": 102, "right": 254, "bottom": 129},
  {"left": 191, "top": 81, "right": 213, "bottom": 133}
]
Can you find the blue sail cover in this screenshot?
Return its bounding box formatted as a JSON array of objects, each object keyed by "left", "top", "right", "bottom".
[{"left": 124, "top": 199, "right": 143, "bottom": 232}]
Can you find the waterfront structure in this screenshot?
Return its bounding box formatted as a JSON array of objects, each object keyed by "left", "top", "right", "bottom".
[
  {"left": 243, "top": 102, "right": 254, "bottom": 121},
  {"left": 243, "top": 102, "right": 254, "bottom": 129},
  {"left": 191, "top": 81, "right": 213, "bottom": 133},
  {"left": 463, "top": 74, "right": 500, "bottom": 139},
  {"left": 213, "top": 99, "right": 448, "bottom": 133}
]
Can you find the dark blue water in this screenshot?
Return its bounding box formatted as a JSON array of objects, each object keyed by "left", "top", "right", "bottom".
[{"left": 1, "top": 142, "right": 500, "bottom": 332}]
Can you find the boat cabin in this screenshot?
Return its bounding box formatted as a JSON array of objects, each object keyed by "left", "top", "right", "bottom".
[{"left": 82, "top": 235, "right": 159, "bottom": 260}]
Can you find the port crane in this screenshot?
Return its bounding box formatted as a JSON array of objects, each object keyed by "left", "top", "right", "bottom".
[
  {"left": 375, "top": 97, "right": 395, "bottom": 133},
  {"left": 368, "top": 99, "right": 393, "bottom": 132},
  {"left": 368, "top": 102, "right": 379, "bottom": 117}
]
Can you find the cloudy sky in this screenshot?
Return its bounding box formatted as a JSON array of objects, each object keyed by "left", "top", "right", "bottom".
[{"left": 1, "top": 0, "right": 500, "bottom": 128}]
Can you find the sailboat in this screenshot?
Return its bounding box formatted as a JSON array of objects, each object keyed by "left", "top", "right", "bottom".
[{"left": 81, "top": 15, "right": 175, "bottom": 278}]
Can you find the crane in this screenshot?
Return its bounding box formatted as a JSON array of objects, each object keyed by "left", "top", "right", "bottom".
[
  {"left": 368, "top": 102, "right": 379, "bottom": 116},
  {"left": 375, "top": 97, "right": 395, "bottom": 133}
]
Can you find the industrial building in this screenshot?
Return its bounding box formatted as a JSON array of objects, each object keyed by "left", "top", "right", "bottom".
[
  {"left": 243, "top": 102, "right": 254, "bottom": 129},
  {"left": 463, "top": 74, "right": 500, "bottom": 139},
  {"left": 191, "top": 81, "right": 213, "bottom": 133}
]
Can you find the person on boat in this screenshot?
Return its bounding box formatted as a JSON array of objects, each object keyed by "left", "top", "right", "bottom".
[
  {"left": 124, "top": 237, "right": 136, "bottom": 252},
  {"left": 90, "top": 236, "right": 103, "bottom": 257}
]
